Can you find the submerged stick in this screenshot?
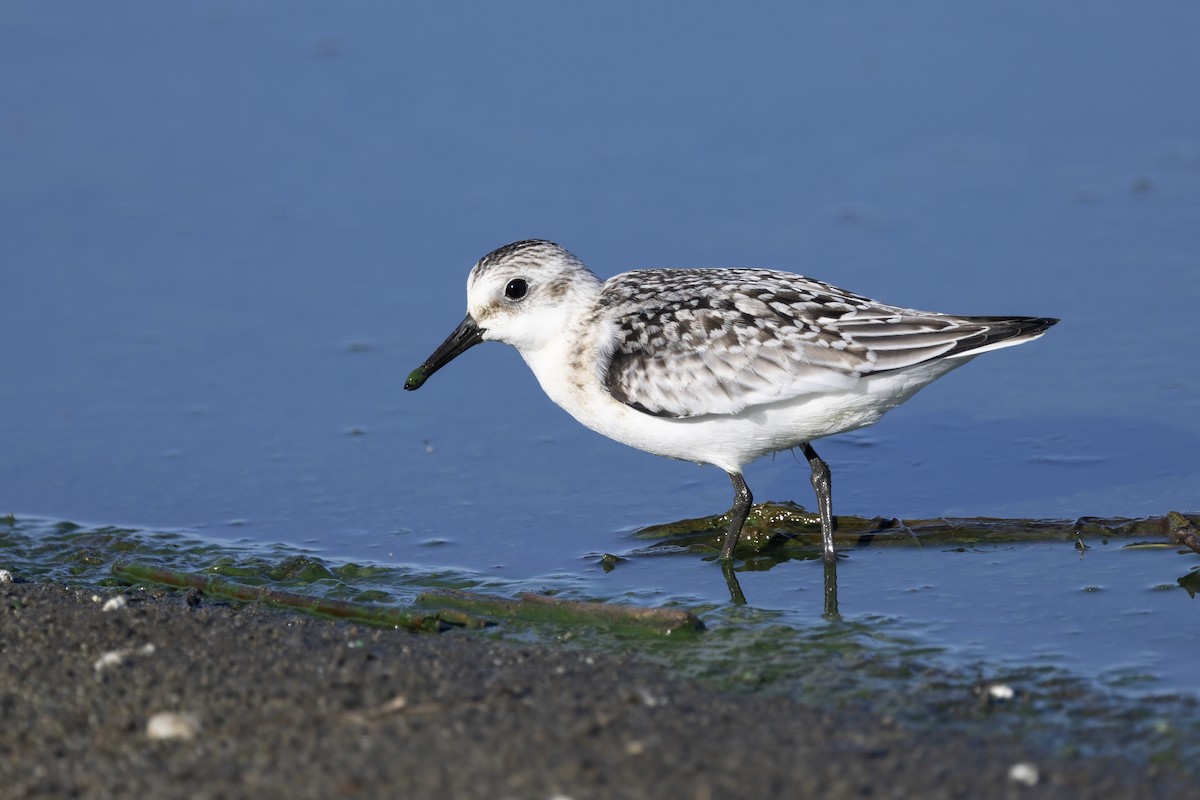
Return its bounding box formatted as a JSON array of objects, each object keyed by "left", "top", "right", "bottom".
[
  {"left": 419, "top": 588, "right": 703, "bottom": 636},
  {"left": 112, "top": 561, "right": 465, "bottom": 632}
]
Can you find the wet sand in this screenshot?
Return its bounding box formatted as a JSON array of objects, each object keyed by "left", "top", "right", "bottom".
[{"left": 1, "top": 581, "right": 1189, "bottom": 799}]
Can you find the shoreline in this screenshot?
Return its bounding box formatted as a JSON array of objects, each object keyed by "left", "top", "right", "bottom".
[{"left": 1, "top": 580, "right": 1190, "bottom": 799}]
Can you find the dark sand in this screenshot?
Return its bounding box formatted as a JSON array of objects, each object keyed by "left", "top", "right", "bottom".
[{"left": 1, "top": 581, "right": 1189, "bottom": 799}]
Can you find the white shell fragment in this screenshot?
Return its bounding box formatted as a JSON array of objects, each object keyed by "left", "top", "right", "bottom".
[
  {"left": 146, "top": 711, "right": 202, "bottom": 741},
  {"left": 93, "top": 643, "right": 156, "bottom": 673}
]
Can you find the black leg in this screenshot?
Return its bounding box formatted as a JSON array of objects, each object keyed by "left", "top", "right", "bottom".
[
  {"left": 721, "top": 561, "right": 747, "bottom": 605},
  {"left": 720, "top": 471, "right": 753, "bottom": 561},
  {"left": 822, "top": 552, "right": 840, "bottom": 619},
  {"left": 801, "top": 443, "right": 836, "bottom": 564}
]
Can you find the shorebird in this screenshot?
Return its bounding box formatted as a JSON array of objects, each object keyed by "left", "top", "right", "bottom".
[{"left": 406, "top": 240, "right": 1057, "bottom": 564}]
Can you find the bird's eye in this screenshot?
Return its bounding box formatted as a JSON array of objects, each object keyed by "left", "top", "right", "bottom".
[{"left": 505, "top": 278, "right": 528, "bottom": 300}]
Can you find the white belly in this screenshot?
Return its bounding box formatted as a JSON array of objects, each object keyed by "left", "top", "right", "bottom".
[{"left": 524, "top": 342, "right": 971, "bottom": 473}]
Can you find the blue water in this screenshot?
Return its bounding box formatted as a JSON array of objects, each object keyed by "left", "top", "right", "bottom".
[{"left": 3, "top": 4, "right": 1199, "bottom": 693}]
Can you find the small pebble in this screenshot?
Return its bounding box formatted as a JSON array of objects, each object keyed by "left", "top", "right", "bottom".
[
  {"left": 102, "top": 595, "right": 127, "bottom": 612},
  {"left": 988, "top": 684, "right": 1015, "bottom": 701},
  {"left": 974, "top": 681, "right": 1016, "bottom": 706},
  {"left": 147, "top": 711, "right": 202, "bottom": 741},
  {"left": 632, "top": 686, "right": 667, "bottom": 707},
  {"left": 0, "top": 569, "right": 13, "bottom": 583},
  {"left": 1008, "top": 762, "right": 1039, "bottom": 786}
]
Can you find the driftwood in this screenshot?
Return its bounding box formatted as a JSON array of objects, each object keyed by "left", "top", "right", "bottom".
[{"left": 418, "top": 588, "right": 703, "bottom": 636}]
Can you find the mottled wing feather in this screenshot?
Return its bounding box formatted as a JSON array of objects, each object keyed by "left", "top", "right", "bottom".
[
  {"left": 600, "top": 269, "right": 872, "bottom": 418},
  {"left": 598, "top": 269, "right": 1052, "bottom": 419}
]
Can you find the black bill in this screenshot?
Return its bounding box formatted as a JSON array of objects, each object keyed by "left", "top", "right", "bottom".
[{"left": 405, "top": 314, "right": 486, "bottom": 390}]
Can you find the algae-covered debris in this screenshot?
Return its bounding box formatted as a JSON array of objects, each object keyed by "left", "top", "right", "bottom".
[
  {"left": 1168, "top": 512, "right": 1200, "bottom": 555},
  {"left": 632, "top": 504, "right": 1200, "bottom": 558},
  {"left": 112, "top": 561, "right": 469, "bottom": 632},
  {"left": 419, "top": 588, "right": 703, "bottom": 636}
]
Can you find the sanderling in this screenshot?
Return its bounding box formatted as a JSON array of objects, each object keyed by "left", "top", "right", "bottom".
[{"left": 406, "top": 240, "right": 1057, "bottom": 564}]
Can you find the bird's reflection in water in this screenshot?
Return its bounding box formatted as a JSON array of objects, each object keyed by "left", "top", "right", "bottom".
[{"left": 720, "top": 554, "right": 840, "bottom": 619}]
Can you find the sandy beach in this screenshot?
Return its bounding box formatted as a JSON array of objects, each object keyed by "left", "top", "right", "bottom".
[{"left": 1, "top": 580, "right": 1190, "bottom": 799}]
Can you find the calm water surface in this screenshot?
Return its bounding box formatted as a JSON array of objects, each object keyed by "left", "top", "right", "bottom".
[{"left": 2, "top": 4, "right": 1198, "bottom": 698}]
